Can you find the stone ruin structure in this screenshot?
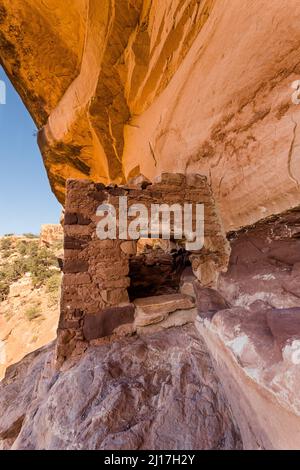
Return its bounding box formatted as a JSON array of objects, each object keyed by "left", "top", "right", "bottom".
[{"left": 57, "top": 173, "right": 230, "bottom": 364}]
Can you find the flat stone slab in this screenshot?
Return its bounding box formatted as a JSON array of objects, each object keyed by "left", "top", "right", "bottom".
[
  {"left": 83, "top": 304, "right": 135, "bottom": 341},
  {"left": 134, "top": 293, "right": 195, "bottom": 327},
  {"left": 136, "top": 308, "right": 197, "bottom": 335}
]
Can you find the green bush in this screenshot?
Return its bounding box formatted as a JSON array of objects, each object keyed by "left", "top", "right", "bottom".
[
  {"left": 0, "top": 237, "right": 12, "bottom": 251},
  {"left": 0, "top": 261, "right": 26, "bottom": 302},
  {"left": 16, "top": 240, "right": 28, "bottom": 255},
  {"left": 46, "top": 273, "right": 61, "bottom": 306},
  {"left": 46, "top": 273, "right": 61, "bottom": 293},
  {"left": 0, "top": 241, "right": 60, "bottom": 302},
  {"left": 2, "top": 249, "right": 11, "bottom": 259},
  {"left": 24, "top": 305, "right": 42, "bottom": 321},
  {"left": 0, "top": 279, "right": 10, "bottom": 301},
  {"left": 28, "top": 247, "right": 59, "bottom": 287},
  {"left": 6, "top": 259, "right": 28, "bottom": 282},
  {"left": 23, "top": 233, "right": 38, "bottom": 239},
  {"left": 26, "top": 241, "right": 39, "bottom": 257}
]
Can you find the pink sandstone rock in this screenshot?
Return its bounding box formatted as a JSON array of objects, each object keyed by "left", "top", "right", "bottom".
[{"left": 0, "top": 328, "right": 242, "bottom": 450}]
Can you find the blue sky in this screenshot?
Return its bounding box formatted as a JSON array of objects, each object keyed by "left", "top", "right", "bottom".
[{"left": 0, "top": 67, "right": 61, "bottom": 235}]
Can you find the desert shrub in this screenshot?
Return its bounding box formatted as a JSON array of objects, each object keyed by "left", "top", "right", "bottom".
[
  {"left": 0, "top": 237, "right": 12, "bottom": 251},
  {"left": 7, "top": 259, "right": 28, "bottom": 282},
  {"left": 46, "top": 273, "right": 61, "bottom": 293},
  {"left": 0, "top": 279, "right": 9, "bottom": 301},
  {"left": 46, "top": 273, "right": 61, "bottom": 306},
  {"left": 2, "top": 249, "right": 11, "bottom": 259},
  {"left": 52, "top": 239, "right": 63, "bottom": 251},
  {"left": 0, "top": 241, "right": 60, "bottom": 301},
  {"left": 23, "top": 233, "right": 38, "bottom": 239},
  {"left": 24, "top": 305, "right": 42, "bottom": 321},
  {"left": 16, "top": 240, "right": 28, "bottom": 255},
  {"left": 28, "top": 247, "right": 59, "bottom": 287},
  {"left": 26, "top": 241, "right": 39, "bottom": 257},
  {"left": 0, "top": 258, "right": 28, "bottom": 302}
]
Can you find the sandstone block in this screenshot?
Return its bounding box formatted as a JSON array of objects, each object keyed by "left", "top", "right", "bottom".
[
  {"left": 136, "top": 308, "right": 197, "bottom": 335},
  {"left": 64, "top": 235, "right": 90, "bottom": 250},
  {"left": 98, "top": 277, "right": 130, "bottom": 289},
  {"left": 58, "top": 318, "right": 82, "bottom": 330},
  {"left": 154, "top": 173, "right": 186, "bottom": 186},
  {"left": 63, "top": 260, "right": 89, "bottom": 274},
  {"left": 127, "top": 173, "right": 151, "bottom": 188},
  {"left": 180, "top": 266, "right": 196, "bottom": 283},
  {"left": 83, "top": 304, "right": 135, "bottom": 341},
  {"left": 186, "top": 174, "right": 208, "bottom": 188},
  {"left": 64, "top": 212, "right": 78, "bottom": 225},
  {"left": 77, "top": 214, "right": 92, "bottom": 225},
  {"left": 97, "top": 262, "right": 129, "bottom": 280},
  {"left": 192, "top": 257, "right": 219, "bottom": 288},
  {"left": 64, "top": 225, "right": 92, "bottom": 237},
  {"left": 100, "top": 288, "right": 129, "bottom": 305},
  {"left": 134, "top": 294, "right": 195, "bottom": 327},
  {"left": 63, "top": 273, "right": 91, "bottom": 286}
]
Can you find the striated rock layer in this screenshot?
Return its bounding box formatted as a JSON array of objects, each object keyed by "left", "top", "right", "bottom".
[
  {"left": 1, "top": 1, "right": 300, "bottom": 230},
  {"left": 196, "top": 208, "right": 300, "bottom": 449}
]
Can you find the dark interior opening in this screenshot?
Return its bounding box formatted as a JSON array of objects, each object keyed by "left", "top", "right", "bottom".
[{"left": 128, "top": 239, "right": 191, "bottom": 300}]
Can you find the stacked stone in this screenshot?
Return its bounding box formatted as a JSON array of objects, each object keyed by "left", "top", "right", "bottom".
[
  {"left": 57, "top": 174, "right": 230, "bottom": 364},
  {"left": 57, "top": 180, "right": 134, "bottom": 364},
  {"left": 125, "top": 173, "right": 230, "bottom": 287}
]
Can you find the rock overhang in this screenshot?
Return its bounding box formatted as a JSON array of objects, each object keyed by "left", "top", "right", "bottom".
[{"left": 1, "top": 0, "right": 300, "bottom": 231}]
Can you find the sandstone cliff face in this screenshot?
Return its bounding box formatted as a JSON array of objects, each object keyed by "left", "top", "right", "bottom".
[
  {"left": 39, "top": 224, "right": 63, "bottom": 248},
  {"left": 1, "top": 1, "right": 300, "bottom": 230}
]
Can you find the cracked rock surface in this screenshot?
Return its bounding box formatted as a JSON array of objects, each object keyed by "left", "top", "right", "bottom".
[{"left": 0, "top": 326, "right": 242, "bottom": 450}]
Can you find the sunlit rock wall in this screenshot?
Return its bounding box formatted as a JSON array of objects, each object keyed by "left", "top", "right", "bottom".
[{"left": 1, "top": 0, "right": 300, "bottom": 230}]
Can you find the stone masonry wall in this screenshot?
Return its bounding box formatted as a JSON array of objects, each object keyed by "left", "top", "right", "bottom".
[{"left": 57, "top": 173, "right": 230, "bottom": 365}]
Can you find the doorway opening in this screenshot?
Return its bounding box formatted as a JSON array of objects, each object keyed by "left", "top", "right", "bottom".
[{"left": 128, "top": 239, "right": 191, "bottom": 300}]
